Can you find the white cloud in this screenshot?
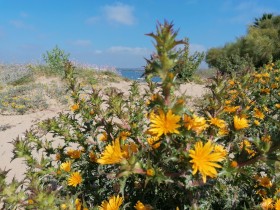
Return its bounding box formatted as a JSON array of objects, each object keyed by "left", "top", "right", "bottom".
[
  {"left": 85, "top": 16, "right": 99, "bottom": 25},
  {"left": 108, "top": 46, "right": 150, "bottom": 55},
  {"left": 9, "top": 20, "right": 33, "bottom": 29},
  {"left": 222, "top": 1, "right": 279, "bottom": 24},
  {"left": 103, "top": 3, "right": 135, "bottom": 25},
  {"left": 72, "top": 39, "right": 92, "bottom": 47}
]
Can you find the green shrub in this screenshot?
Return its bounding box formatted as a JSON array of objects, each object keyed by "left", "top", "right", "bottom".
[
  {"left": 42, "top": 45, "right": 70, "bottom": 76},
  {"left": 0, "top": 21, "right": 279, "bottom": 210}
]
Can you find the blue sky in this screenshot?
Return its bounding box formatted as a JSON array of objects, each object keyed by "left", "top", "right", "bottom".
[{"left": 1, "top": 0, "right": 279, "bottom": 68}]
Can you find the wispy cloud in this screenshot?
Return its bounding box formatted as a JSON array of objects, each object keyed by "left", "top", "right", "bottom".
[
  {"left": 20, "top": 12, "right": 28, "bottom": 18},
  {"left": 9, "top": 20, "right": 33, "bottom": 29},
  {"left": 72, "top": 39, "right": 92, "bottom": 47},
  {"left": 103, "top": 3, "right": 135, "bottom": 25},
  {"left": 222, "top": 0, "right": 279, "bottom": 24},
  {"left": 85, "top": 16, "right": 99, "bottom": 25},
  {"left": 108, "top": 46, "right": 150, "bottom": 55}
]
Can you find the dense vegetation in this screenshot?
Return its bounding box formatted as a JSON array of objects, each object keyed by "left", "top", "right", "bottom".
[
  {"left": 0, "top": 20, "right": 279, "bottom": 209},
  {"left": 206, "top": 14, "right": 280, "bottom": 74}
]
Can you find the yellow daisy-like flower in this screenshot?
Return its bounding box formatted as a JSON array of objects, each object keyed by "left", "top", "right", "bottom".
[
  {"left": 147, "top": 136, "right": 161, "bottom": 149},
  {"left": 97, "top": 138, "right": 125, "bottom": 164},
  {"left": 148, "top": 109, "right": 180, "bottom": 137},
  {"left": 99, "top": 195, "right": 123, "bottom": 210},
  {"left": 60, "top": 204, "right": 67, "bottom": 209},
  {"left": 146, "top": 168, "right": 155, "bottom": 177},
  {"left": 119, "top": 131, "right": 131, "bottom": 140},
  {"left": 122, "top": 142, "right": 138, "bottom": 159},
  {"left": 258, "top": 176, "right": 272, "bottom": 188},
  {"left": 70, "top": 103, "right": 79, "bottom": 112},
  {"left": 184, "top": 114, "right": 208, "bottom": 135},
  {"left": 89, "top": 151, "right": 96, "bottom": 162},
  {"left": 275, "top": 104, "right": 280, "bottom": 109},
  {"left": 99, "top": 132, "right": 108, "bottom": 142},
  {"left": 233, "top": 115, "right": 249, "bottom": 130},
  {"left": 68, "top": 171, "right": 82, "bottom": 187},
  {"left": 209, "top": 117, "right": 226, "bottom": 129},
  {"left": 134, "top": 201, "right": 152, "bottom": 210},
  {"left": 75, "top": 198, "right": 82, "bottom": 210},
  {"left": 189, "top": 141, "right": 226, "bottom": 183},
  {"left": 254, "top": 108, "right": 265, "bottom": 120},
  {"left": 230, "top": 161, "right": 238, "bottom": 168},
  {"left": 275, "top": 199, "right": 280, "bottom": 210},
  {"left": 60, "top": 161, "right": 71, "bottom": 172},
  {"left": 261, "top": 135, "right": 271, "bottom": 142},
  {"left": 67, "top": 149, "right": 81, "bottom": 159},
  {"left": 28, "top": 199, "right": 34, "bottom": 205},
  {"left": 217, "top": 127, "right": 229, "bottom": 136},
  {"left": 223, "top": 106, "right": 240, "bottom": 113},
  {"left": 260, "top": 198, "right": 273, "bottom": 210},
  {"left": 254, "top": 120, "right": 260, "bottom": 126}
]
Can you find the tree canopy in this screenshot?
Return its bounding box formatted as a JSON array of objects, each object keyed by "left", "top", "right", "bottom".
[{"left": 206, "top": 14, "right": 280, "bottom": 73}]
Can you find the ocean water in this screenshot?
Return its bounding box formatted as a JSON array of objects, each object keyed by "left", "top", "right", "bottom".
[{"left": 117, "top": 68, "right": 160, "bottom": 82}]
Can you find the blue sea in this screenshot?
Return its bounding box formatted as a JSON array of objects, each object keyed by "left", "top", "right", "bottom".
[{"left": 117, "top": 68, "right": 160, "bottom": 82}]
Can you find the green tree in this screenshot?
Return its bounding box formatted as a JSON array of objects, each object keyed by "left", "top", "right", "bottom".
[{"left": 206, "top": 14, "right": 280, "bottom": 73}]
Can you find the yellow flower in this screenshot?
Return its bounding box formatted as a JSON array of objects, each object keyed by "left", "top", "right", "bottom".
[
  {"left": 71, "top": 103, "right": 79, "bottom": 112},
  {"left": 122, "top": 142, "right": 138, "bottom": 159},
  {"left": 97, "top": 138, "right": 125, "bottom": 164},
  {"left": 147, "top": 136, "right": 161, "bottom": 149},
  {"left": 28, "top": 199, "right": 34, "bottom": 205},
  {"left": 146, "top": 168, "right": 155, "bottom": 177},
  {"left": 55, "top": 153, "right": 61, "bottom": 161},
  {"left": 189, "top": 141, "right": 226, "bottom": 183},
  {"left": 184, "top": 114, "right": 208, "bottom": 135},
  {"left": 275, "top": 199, "right": 280, "bottom": 210},
  {"left": 68, "top": 172, "right": 82, "bottom": 187},
  {"left": 260, "top": 198, "right": 273, "bottom": 210},
  {"left": 275, "top": 104, "right": 280, "bottom": 109},
  {"left": 233, "top": 116, "right": 249, "bottom": 130},
  {"left": 217, "top": 127, "right": 229, "bottom": 136},
  {"left": 99, "top": 195, "right": 123, "bottom": 210},
  {"left": 60, "top": 161, "right": 71, "bottom": 172},
  {"left": 254, "top": 108, "right": 265, "bottom": 120},
  {"left": 223, "top": 106, "right": 240, "bottom": 113},
  {"left": 209, "top": 117, "right": 226, "bottom": 128},
  {"left": 148, "top": 109, "right": 180, "bottom": 137},
  {"left": 89, "top": 151, "right": 96, "bottom": 162},
  {"left": 254, "top": 120, "right": 260, "bottom": 126},
  {"left": 260, "top": 88, "right": 270, "bottom": 94},
  {"left": 60, "top": 204, "right": 67, "bottom": 209},
  {"left": 230, "top": 161, "right": 238, "bottom": 168},
  {"left": 119, "top": 131, "right": 131, "bottom": 140},
  {"left": 67, "top": 149, "right": 81, "bottom": 159},
  {"left": 75, "top": 198, "right": 82, "bottom": 210},
  {"left": 261, "top": 135, "right": 271, "bottom": 142},
  {"left": 99, "top": 132, "right": 108, "bottom": 142},
  {"left": 134, "top": 201, "right": 152, "bottom": 210},
  {"left": 214, "top": 144, "right": 227, "bottom": 157},
  {"left": 258, "top": 176, "right": 272, "bottom": 188},
  {"left": 240, "top": 140, "right": 256, "bottom": 158}
]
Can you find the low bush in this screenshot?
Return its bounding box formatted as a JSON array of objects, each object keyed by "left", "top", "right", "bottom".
[{"left": 0, "top": 21, "right": 279, "bottom": 210}]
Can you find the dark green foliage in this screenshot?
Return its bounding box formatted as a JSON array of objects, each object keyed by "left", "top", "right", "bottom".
[{"left": 206, "top": 14, "right": 280, "bottom": 74}]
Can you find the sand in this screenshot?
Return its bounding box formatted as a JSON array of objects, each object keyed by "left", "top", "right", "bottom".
[{"left": 0, "top": 81, "right": 207, "bottom": 182}]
